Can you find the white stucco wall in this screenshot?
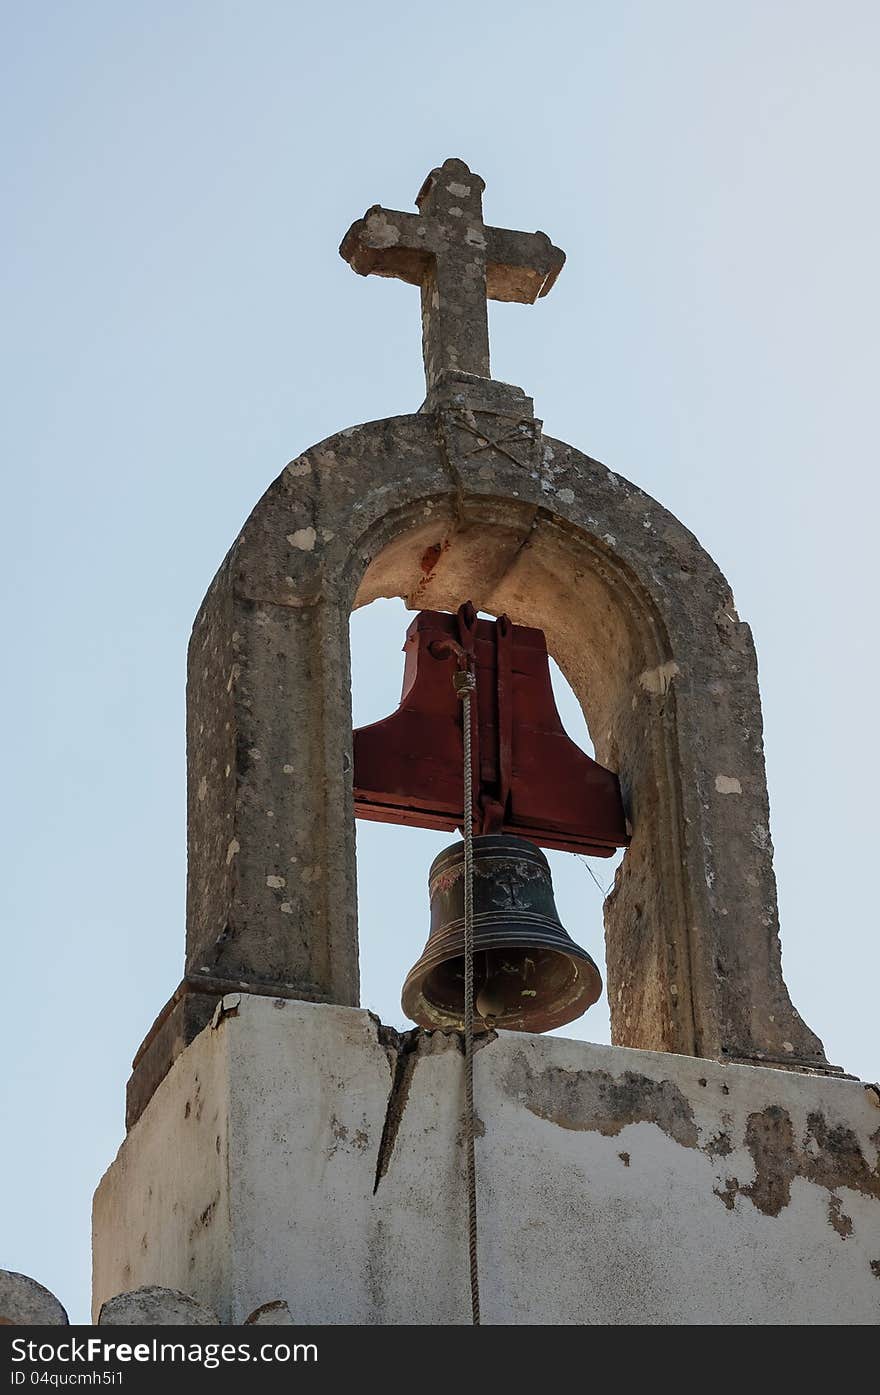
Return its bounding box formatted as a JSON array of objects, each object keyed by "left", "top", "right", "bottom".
[{"left": 92, "top": 995, "right": 880, "bottom": 1324}]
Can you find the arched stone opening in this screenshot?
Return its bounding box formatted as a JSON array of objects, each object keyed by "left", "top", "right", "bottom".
[
  {"left": 349, "top": 594, "right": 619, "bottom": 1043},
  {"left": 176, "top": 408, "right": 833, "bottom": 1114},
  {"left": 350, "top": 499, "right": 678, "bottom": 1051}
]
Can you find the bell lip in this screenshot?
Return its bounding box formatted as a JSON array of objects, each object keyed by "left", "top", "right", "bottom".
[{"left": 401, "top": 939, "right": 603, "bottom": 1034}]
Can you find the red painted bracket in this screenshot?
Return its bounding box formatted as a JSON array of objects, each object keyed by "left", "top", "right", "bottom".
[{"left": 353, "top": 604, "right": 629, "bottom": 857}]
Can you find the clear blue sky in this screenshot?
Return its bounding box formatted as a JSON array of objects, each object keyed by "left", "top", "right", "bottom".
[{"left": 2, "top": 1, "right": 877, "bottom": 1323}]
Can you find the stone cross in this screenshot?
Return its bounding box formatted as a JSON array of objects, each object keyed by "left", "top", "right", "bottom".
[{"left": 340, "top": 158, "right": 565, "bottom": 393}]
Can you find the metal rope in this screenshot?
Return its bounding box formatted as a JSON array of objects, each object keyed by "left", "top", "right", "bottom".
[{"left": 454, "top": 667, "right": 481, "bottom": 1327}]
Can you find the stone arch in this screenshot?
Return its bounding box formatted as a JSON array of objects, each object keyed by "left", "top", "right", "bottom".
[
  {"left": 351, "top": 497, "right": 691, "bottom": 1052},
  {"left": 176, "top": 400, "right": 831, "bottom": 1093}
]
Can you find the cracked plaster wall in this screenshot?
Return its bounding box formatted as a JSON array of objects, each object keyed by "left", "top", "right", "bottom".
[{"left": 94, "top": 996, "right": 880, "bottom": 1325}]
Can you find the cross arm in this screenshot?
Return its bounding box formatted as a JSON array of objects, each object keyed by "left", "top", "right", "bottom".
[
  {"left": 484, "top": 227, "right": 566, "bottom": 303},
  {"left": 339, "top": 205, "right": 432, "bottom": 287}
]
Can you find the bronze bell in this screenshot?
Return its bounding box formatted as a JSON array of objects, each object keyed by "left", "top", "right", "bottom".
[{"left": 401, "top": 834, "right": 602, "bottom": 1033}]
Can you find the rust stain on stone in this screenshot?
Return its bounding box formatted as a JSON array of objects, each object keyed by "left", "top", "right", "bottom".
[
  {"left": 187, "top": 1193, "right": 220, "bottom": 1246},
  {"left": 504, "top": 1059, "right": 880, "bottom": 1235},
  {"left": 419, "top": 542, "right": 444, "bottom": 575},
  {"left": 503, "top": 1060, "right": 699, "bottom": 1149},
  {"left": 714, "top": 1178, "right": 739, "bottom": 1211},
  {"left": 827, "top": 1195, "right": 853, "bottom": 1239},
  {"left": 801, "top": 1112, "right": 880, "bottom": 1199},
  {"left": 734, "top": 1105, "right": 880, "bottom": 1222},
  {"left": 741, "top": 1106, "right": 796, "bottom": 1216}
]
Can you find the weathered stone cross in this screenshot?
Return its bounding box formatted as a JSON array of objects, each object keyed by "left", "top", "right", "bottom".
[{"left": 340, "top": 158, "right": 565, "bottom": 393}]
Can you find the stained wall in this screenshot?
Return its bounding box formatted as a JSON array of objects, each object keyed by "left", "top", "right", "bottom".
[{"left": 96, "top": 996, "right": 880, "bottom": 1325}]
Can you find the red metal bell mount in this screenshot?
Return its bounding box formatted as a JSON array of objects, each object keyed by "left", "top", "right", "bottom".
[{"left": 353, "top": 603, "right": 629, "bottom": 857}]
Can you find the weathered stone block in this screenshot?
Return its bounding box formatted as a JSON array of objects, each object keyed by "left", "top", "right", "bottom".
[
  {"left": 98, "top": 1286, "right": 217, "bottom": 1325},
  {"left": 0, "top": 1271, "right": 67, "bottom": 1326}
]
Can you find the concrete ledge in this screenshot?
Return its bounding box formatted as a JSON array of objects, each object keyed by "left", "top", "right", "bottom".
[
  {"left": 126, "top": 975, "right": 335, "bottom": 1130},
  {"left": 95, "top": 995, "right": 880, "bottom": 1325}
]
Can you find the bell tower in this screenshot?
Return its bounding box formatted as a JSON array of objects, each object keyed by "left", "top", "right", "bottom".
[{"left": 86, "top": 159, "right": 880, "bottom": 1328}]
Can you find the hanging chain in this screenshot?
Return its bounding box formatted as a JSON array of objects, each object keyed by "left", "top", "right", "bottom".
[{"left": 453, "top": 666, "right": 480, "bottom": 1327}]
